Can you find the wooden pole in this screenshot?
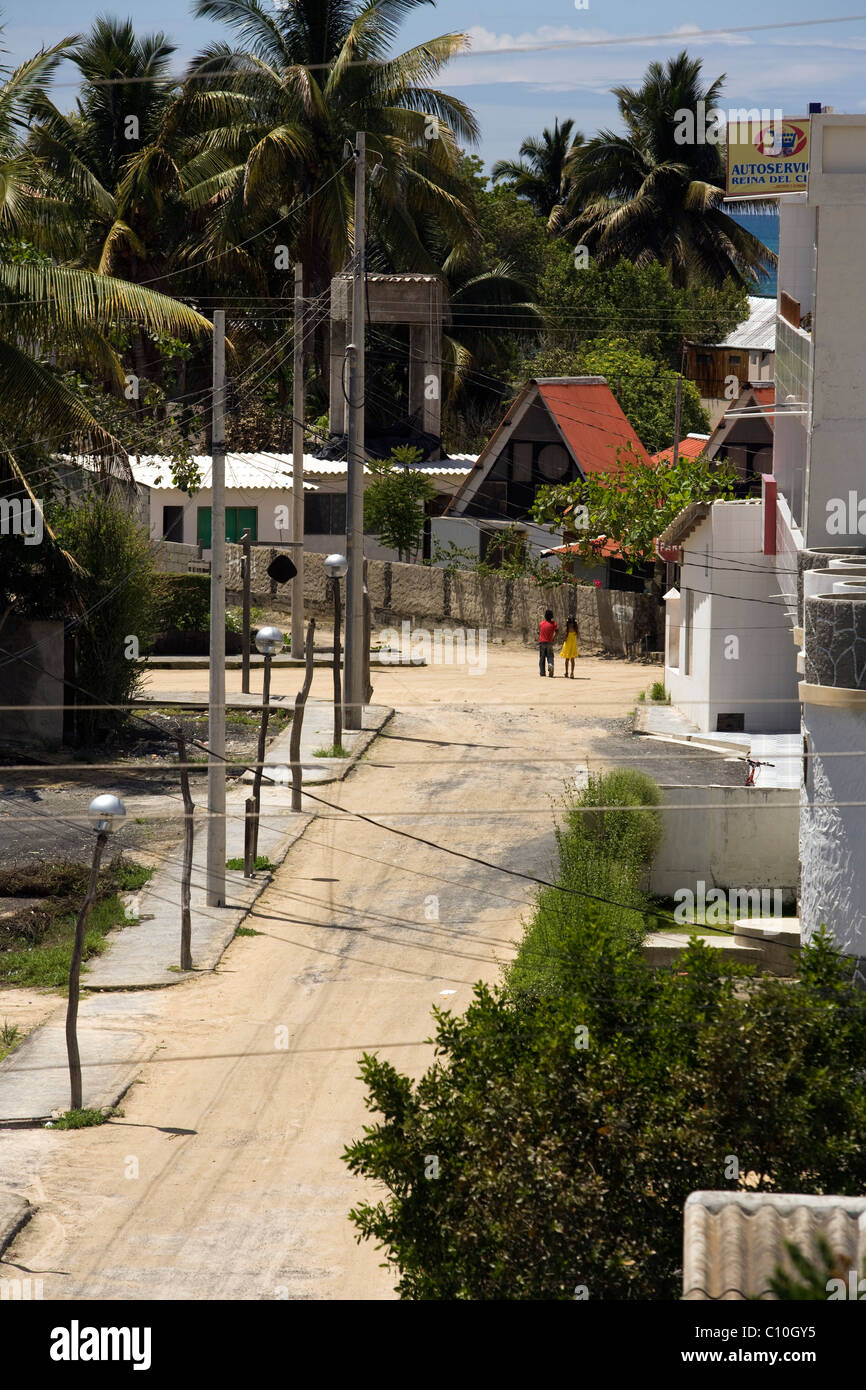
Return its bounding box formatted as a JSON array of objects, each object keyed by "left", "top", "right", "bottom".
[
  {"left": 332, "top": 577, "right": 342, "bottom": 751},
  {"left": 344, "top": 131, "right": 366, "bottom": 731},
  {"left": 290, "top": 619, "right": 316, "bottom": 813},
  {"left": 247, "top": 652, "right": 272, "bottom": 869},
  {"left": 241, "top": 527, "right": 251, "bottom": 695},
  {"left": 66, "top": 831, "right": 107, "bottom": 1110},
  {"left": 176, "top": 733, "right": 194, "bottom": 970}
]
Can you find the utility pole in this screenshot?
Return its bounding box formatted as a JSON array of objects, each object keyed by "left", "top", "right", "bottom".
[
  {"left": 291, "top": 262, "right": 305, "bottom": 656},
  {"left": 206, "top": 309, "right": 226, "bottom": 907},
  {"left": 666, "top": 373, "right": 683, "bottom": 592},
  {"left": 344, "top": 130, "right": 366, "bottom": 731},
  {"left": 241, "top": 526, "right": 251, "bottom": 695}
]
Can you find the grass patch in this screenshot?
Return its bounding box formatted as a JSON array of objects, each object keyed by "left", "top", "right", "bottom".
[
  {"left": 0, "top": 1018, "right": 21, "bottom": 1062},
  {"left": 313, "top": 744, "right": 351, "bottom": 758},
  {"left": 226, "top": 856, "right": 274, "bottom": 872},
  {"left": 506, "top": 768, "right": 664, "bottom": 1005},
  {"left": 649, "top": 681, "right": 667, "bottom": 702},
  {"left": 0, "top": 858, "right": 149, "bottom": 990},
  {"left": 234, "top": 925, "right": 262, "bottom": 937},
  {"left": 47, "top": 1106, "right": 121, "bottom": 1130}
]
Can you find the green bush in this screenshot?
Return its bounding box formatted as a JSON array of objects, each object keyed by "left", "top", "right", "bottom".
[
  {"left": 150, "top": 574, "right": 210, "bottom": 632},
  {"left": 507, "top": 769, "right": 663, "bottom": 1005},
  {"left": 52, "top": 489, "right": 156, "bottom": 742},
  {"left": 344, "top": 928, "right": 866, "bottom": 1300}
]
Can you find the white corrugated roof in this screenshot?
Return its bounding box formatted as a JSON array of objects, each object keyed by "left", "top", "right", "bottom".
[
  {"left": 304, "top": 456, "right": 475, "bottom": 477},
  {"left": 128, "top": 454, "right": 319, "bottom": 490},
  {"left": 717, "top": 296, "right": 777, "bottom": 351}
]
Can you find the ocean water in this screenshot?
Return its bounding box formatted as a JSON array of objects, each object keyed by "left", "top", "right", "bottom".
[{"left": 728, "top": 209, "right": 779, "bottom": 298}]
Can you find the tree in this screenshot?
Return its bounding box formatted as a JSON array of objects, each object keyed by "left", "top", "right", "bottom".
[
  {"left": 364, "top": 445, "right": 435, "bottom": 561},
  {"left": 531, "top": 445, "right": 738, "bottom": 571},
  {"left": 520, "top": 337, "right": 708, "bottom": 454},
  {"left": 554, "top": 52, "right": 776, "bottom": 288},
  {"left": 491, "top": 117, "right": 584, "bottom": 222},
  {"left": 182, "top": 0, "right": 479, "bottom": 297},
  {"left": 51, "top": 486, "right": 158, "bottom": 743},
  {"left": 343, "top": 760, "right": 866, "bottom": 1299},
  {"left": 536, "top": 247, "right": 749, "bottom": 368}
]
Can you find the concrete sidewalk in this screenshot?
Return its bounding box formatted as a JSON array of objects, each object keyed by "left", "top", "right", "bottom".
[{"left": 0, "top": 701, "right": 392, "bottom": 1124}]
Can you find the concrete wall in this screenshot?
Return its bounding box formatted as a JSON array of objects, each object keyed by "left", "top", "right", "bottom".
[
  {"left": 649, "top": 785, "right": 799, "bottom": 899},
  {"left": 153, "top": 540, "right": 206, "bottom": 574},
  {"left": 224, "top": 546, "right": 659, "bottom": 653},
  {"left": 665, "top": 501, "right": 799, "bottom": 732},
  {"left": 0, "top": 620, "right": 65, "bottom": 750}
]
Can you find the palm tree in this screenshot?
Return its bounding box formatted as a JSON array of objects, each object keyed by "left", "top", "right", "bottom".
[
  {"left": 178, "top": 0, "right": 480, "bottom": 296},
  {"left": 491, "top": 118, "right": 584, "bottom": 222},
  {"left": 553, "top": 52, "right": 776, "bottom": 288},
  {"left": 0, "top": 29, "right": 213, "bottom": 479}
]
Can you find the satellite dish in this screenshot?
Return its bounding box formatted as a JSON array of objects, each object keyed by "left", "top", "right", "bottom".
[{"left": 267, "top": 554, "right": 297, "bottom": 584}]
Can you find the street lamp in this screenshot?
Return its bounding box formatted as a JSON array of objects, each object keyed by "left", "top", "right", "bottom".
[
  {"left": 244, "top": 626, "right": 284, "bottom": 875},
  {"left": 66, "top": 795, "right": 126, "bottom": 1110},
  {"left": 324, "top": 553, "right": 348, "bottom": 750}
]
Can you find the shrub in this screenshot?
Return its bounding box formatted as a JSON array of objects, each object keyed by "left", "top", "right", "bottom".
[
  {"left": 344, "top": 929, "right": 866, "bottom": 1300},
  {"left": 650, "top": 681, "right": 666, "bottom": 702},
  {"left": 52, "top": 489, "right": 156, "bottom": 742},
  {"left": 150, "top": 574, "right": 210, "bottom": 633}
]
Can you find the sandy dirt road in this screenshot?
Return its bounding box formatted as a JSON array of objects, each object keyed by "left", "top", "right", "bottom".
[{"left": 0, "top": 648, "right": 724, "bottom": 1300}]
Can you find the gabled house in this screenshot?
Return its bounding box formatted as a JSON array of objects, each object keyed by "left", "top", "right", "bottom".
[
  {"left": 704, "top": 382, "right": 775, "bottom": 492},
  {"left": 434, "top": 377, "right": 649, "bottom": 582},
  {"left": 684, "top": 295, "right": 776, "bottom": 427}
]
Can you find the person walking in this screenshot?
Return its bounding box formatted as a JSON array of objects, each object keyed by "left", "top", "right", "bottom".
[
  {"left": 538, "top": 609, "right": 558, "bottom": 677},
  {"left": 560, "top": 617, "right": 579, "bottom": 678}
]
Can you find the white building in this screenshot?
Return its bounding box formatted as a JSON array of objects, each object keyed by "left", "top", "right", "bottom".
[
  {"left": 663, "top": 112, "right": 866, "bottom": 963},
  {"left": 126, "top": 452, "right": 474, "bottom": 561}
]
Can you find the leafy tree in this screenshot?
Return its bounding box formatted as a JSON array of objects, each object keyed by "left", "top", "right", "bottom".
[
  {"left": 51, "top": 487, "right": 157, "bottom": 743},
  {"left": 554, "top": 52, "right": 776, "bottom": 288},
  {"left": 344, "top": 792, "right": 866, "bottom": 1301},
  {"left": 364, "top": 445, "right": 435, "bottom": 561},
  {"left": 531, "top": 443, "right": 738, "bottom": 571},
  {"left": 536, "top": 247, "right": 749, "bottom": 368},
  {"left": 492, "top": 117, "right": 584, "bottom": 221},
  {"left": 520, "top": 337, "right": 708, "bottom": 454}
]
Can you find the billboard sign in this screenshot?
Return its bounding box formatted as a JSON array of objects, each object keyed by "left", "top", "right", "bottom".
[{"left": 726, "top": 117, "right": 810, "bottom": 196}]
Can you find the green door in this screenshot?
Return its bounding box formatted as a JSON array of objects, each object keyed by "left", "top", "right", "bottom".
[
  {"left": 237, "top": 507, "right": 257, "bottom": 542},
  {"left": 197, "top": 506, "right": 212, "bottom": 547}
]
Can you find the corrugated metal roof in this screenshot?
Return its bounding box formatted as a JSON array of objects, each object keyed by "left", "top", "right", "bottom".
[
  {"left": 717, "top": 296, "right": 777, "bottom": 351},
  {"left": 683, "top": 1192, "right": 866, "bottom": 1300},
  {"left": 127, "top": 454, "right": 318, "bottom": 490},
  {"left": 123, "top": 452, "right": 474, "bottom": 489}
]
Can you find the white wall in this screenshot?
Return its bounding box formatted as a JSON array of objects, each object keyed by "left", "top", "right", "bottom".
[
  {"left": 649, "top": 786, "right": 799, "bottom": 899},
  {"left": 147, "top": 486, "right": 297, "bottom": 547},
  {"left": 801, "top": 700, "right": 866, "bottom": 957},
  {"left": 665, "top": 502, "right": 799, "bottom": 733}
]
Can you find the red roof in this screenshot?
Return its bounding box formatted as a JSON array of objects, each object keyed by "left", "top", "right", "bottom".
[
  {"left": 753, "top": 384, "right": 775, "bottom": 407},
  {"left": 535, "top": 380, "right": 650, "bottom": 475},
  {"left": 543, "top": 537, "right": 624, "bottom": 559},
  {"left": 651, "top": 436, "right": 709, "bottom": 465}
]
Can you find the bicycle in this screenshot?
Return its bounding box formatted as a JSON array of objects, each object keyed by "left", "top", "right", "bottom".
[{"left": 744, "top": 757, "right": 774, "bottom": 786}]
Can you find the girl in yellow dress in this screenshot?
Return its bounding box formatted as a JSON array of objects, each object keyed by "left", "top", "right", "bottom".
[{"left": 560, "top": 618, "right": 579, "bottom": 677}]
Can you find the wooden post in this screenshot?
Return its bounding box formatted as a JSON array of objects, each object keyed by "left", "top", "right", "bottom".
[
  {"left": 363, "top": 556, "right": 373, "bottom": 703},
  {"left": 241, "top": 528, "right": 251, "bottom": 695},
  {"left": 290, "top": 619, "right": 316, "bottom": 812},
  {"left": 66, "top": 832, "right": 107, "bottom": 1110},
  {"left": 176, "top": 733, "right": 194, "bottom": 970},
  {"left": 332, "top": 577, "right": 343, "bottom": 751},
  {"left": 247, "top": 652, "right": 272, "bottom": 869}
]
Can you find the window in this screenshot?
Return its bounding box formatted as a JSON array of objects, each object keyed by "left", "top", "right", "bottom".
[
  {"left": 683, "top": 588, "right": 694, "bottom": 676},
  {"left": 162, "top": 505, "right": 183, "bottom": 542},
  {"left": 304, "top": 493, "right": 346, "bottom": 535},
  {"left": 196, "top": 507, "right": 257, "bottom": 547}
]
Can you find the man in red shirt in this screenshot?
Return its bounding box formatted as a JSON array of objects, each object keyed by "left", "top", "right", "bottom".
[{"left": 538, "top": 609, "right": 558, "bottom": 676}]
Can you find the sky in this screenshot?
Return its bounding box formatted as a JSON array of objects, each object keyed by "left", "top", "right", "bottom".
[{"left": 4, "top": 0, "right": 866, "bottom": 169}]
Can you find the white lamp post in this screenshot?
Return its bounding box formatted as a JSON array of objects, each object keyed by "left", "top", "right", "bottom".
[
  {"left": 66, "top": 795, "right": 126, "bottom": 1110},
  {"left": 323, "top": 553, "right": 348, "bottom": 749}
]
